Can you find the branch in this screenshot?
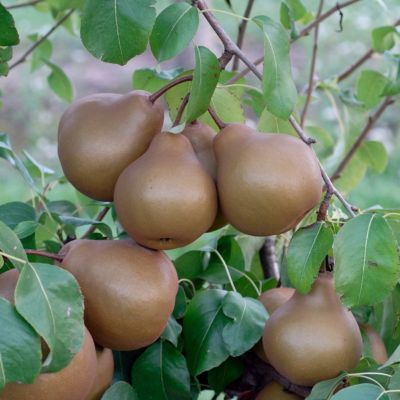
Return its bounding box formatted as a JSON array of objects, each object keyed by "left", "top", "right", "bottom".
[
  {"left": 9, "top": 9, "right": 75, "bottom": 70},
  {"left": 331, "top": 97, "right": 395, "bottom": 181},
  {"left": 317, "top": 190, "right": 334, "bottom": 221},
  {"left": 208, "top": 106, "right": 227, "bottom": 129},
  {"left": 300, "top": 0, "right": 324, "bottom": 127},
  {"left": 26, "top": 249, "right": 64, "bottom": 262},
  {"left": 6, "top": 0, "right": 42, "bottom": 9},
  {"left": 232, "top": 0, "right": 255, "bottom": 71},
  {"left": 259, "top": 237, "right": 280, "bottom": 281},
  {"left": 173, "top": 94, "right": 190, "bottom": 127},
  {"left": 149, "top": 75, "right": 193, "bottom": 103},
  {"left": 81, "top": 207, "right": 110, "bottom": 239}
]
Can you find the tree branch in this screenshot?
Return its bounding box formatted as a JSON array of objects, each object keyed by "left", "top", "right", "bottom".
[
  {"left": 300, "top": 0, "right": 324, "bottom": 127},
  {"left": 337, "top": 49, "right": 374, "bottom": 83},
  {"left": 81, "top": 207, "right": 110, "bottom": 239},
  {"left": 26, "top": 249, "right": 64, "bottom": 262},
  {"left": 6, "top": 0, "right": 42, "bottom": 9},
  {"left": 173, "top": 94, "right": 190, "bottom": 127},
  {"left": 9, "top": 9, "right": 75, "bottom": 71},
  {"left": 149, "top": 75, "right": 193, "bottom": 103},
  {"left": 208, "top": 106, "right": 227, "bottom": 129},
  {"left": 232, "top": 0, "right": 255, "bottom": 71},
  {"left": 330, "top": 97, "right": 395, "bottom": 181}
]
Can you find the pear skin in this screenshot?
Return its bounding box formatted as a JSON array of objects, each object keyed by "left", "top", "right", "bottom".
[
  {"left": 0, "top": 327, "right": 97, "bottom": 400},
  {"left": 214, "top": 124, "right": 322, "bottom": 236},
  {"left": 182, "top": 121, "right": 227, "bottom": 231},
  {"left": 114, "top": 132, "right": 218, "bottom": 250},
  {"left": 60, "top": 239, "right": 178, "bottom": 350},
  {"left": 58, "top": 90, "right": 164, "bottom": 201},
  {"left": 360, "top": 323, "right": 388, "bottom": 364},
  {"left": 262, "top": 273, "right": 362, "bottom": 386},
  {"left": 256, "top": 381, "right": 303, "bottom": 400}
]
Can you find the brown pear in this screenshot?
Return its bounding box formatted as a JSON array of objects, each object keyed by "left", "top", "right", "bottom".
[
  {"left": 256, "top": 381, "right": 303, "bottom": 400},
  {"left": 255, "top": 287, "right": 295, "bottom": 362},
  {"left": 58, "top": 90, "right": 164, "bottom": 201},
  {"left": 0, "top": 268, "right": 19, "bottom": 302},
  {"left": 114, "top": 132, "right": 218, "bottom": 250},
  {"left": 85, "top": 346, "right": 114, "bottom": 400},
  {"left": 0, "top": 327, "right": 97, "bottom": 400},
  {"left": 213, "top": 124, "right": 322, "bottom": 236},
  {"left": 360, "top": 323, "right": 388, "bottom": 364},
  {"left": 182, "top": 121, "right": 227, "bottom": 231},
  {"left": 263, "top": 273, "right": 362, "bottom": 386},
  {"left": 60, "top": 239, "right": 178, "bottom": 350}
]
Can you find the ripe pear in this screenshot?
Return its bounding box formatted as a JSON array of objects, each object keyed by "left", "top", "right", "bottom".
[
  {"left": 263, "top": 273, "right": 362, "bottom": 386},
  {"left": 114, "top": 132, "right": 218, "bottom": 250},
  {"left": 182, "top": 121, "right": 227, "bottom": 231},
  {"left": 58, "top": 90, "right": 164, "bottom": 201},
  {"left": 256, "top": 381, "right": 303, "bottom": 400},
  {"left": 86, "top": 346, "right": 114, "bottom": 400},
  {"left": 60, "top": 239, "right": 178, "bottom": 350},
  {"left": 0, "top": 327, "right": 97, "bottom": 400},
  {"left": 213, "top": 124, "right": 322, "bottom": 236},
  {"left": 254, "top": 287, "right": 295, "bottom": 362},
  {"left": 360, "top": 323, "right": 388, "bottom": 364}
]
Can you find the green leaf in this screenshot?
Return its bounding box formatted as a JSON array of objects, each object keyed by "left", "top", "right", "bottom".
[
  {"left": 14, "top": 221, "right": 38, "bottom": 239},
  {"left": 173, "top": 285, "right": 187, "bottom": 319},
  {"left": 372, "top": 26, "right": 399, "bottom": 53},
  {"left": 15, "top": 263, "right": 84, "bottom": 372},
  {"left": 183, "top": 289, "right": 231, "bottom": 375},
  {"left": 335, "top": 153, "right": 368, "bottom": 194},
  {"left": 23, "top": 150, "right": 55, "bottom": 177},
  {"left": 281, "top": 0, "right": 307, "bottom": 29},
  {"left": 389, "top": 368, "right": 400, "bottom": 398},
  {"left": 174, "top": 250, "right": 205, "bottom": 280},
  {"left": 0, "top": 202, "right": 35, "bottom": 230},
  {"left": 43, "top": 60, "right": 73, "bottom": 102},
  {"left": 306, "top": 373, "right": 347, "bottom": 400},
  {"left": 221, "top": 292, "right": 268, "bottom": 357},
  {"left": 334, "top": 214, "right": 400, "bottom": 307},
  {"left": 0, "top": 46, "right": 12, "bottom": 63},
  {"left": 132, "top": 67, "right": 182, "bottom": 92},
  {"left": 0, "top": 298, "right": 41, "bottom": 390},
  {"left": 306, "top": 126, "right": 335, "bottom": 157},
  {"left": 102, "top": 381, "right": 138, "bottom": 400},
  {"left": 150, "top": 3, "right": 199, "bottom": 62},
  {"left": 253, "top": 15, "right": 297, "bottom": 119},
  {"left": 287, "top": 223, "right": 334, "bottom": 294},
  {"left": 0, "top": 221, "right": 27, "bottom": 270},
  {"left": 132, "top": 341, "right": 191, "bottom": 400},
  {"left": 80, "top": 0, "right": 156, "bottom": 65},
  {"left": 0, "top": 4, "right": 19, "bottom": 46},
  {"left": 161, "top": 316, "right": 182, "bottom": 347},
  {"left": 29, "top": 35, "right": 52, "bottom": 72},
  {"left": 258, "top": 107, "right": 297, "bottom": 135},
  {"left": 0, "top": 62, "right": 9, "bottom": 77},
  {"left": 356, "top": 70, "right": 389, "bottom": 109},
  {"left": 46, "top": 0, "right": 83, "bottom": 11},
  {"left": 331, "top": 383, "right": 386, "bottom": 400},
  {"left": 358, "top": 141, "right": 388, "bottom": 173},
  {"left": 382, "top": 344, "right": 400, "bottom": 368},
  {"left": 57, "top": 216, "right": 112, "bottom": 239},
  {"left": 186, "top": 46, "right": 220, "bottom": 123},
  {"left": 208, "top": 357, "right": 244, "bottom": 394}
]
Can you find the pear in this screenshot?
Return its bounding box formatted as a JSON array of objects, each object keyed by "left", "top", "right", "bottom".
[
  {"left": 0, "top": 327, "right": 97, "bottom": 400},
  {"left": 58, "top": 90, "right": 164, "bottom": 201},
  {"left": 213, "top": 124, "right": 322, "bottom": 236},
  {"left": 0, "top": 268, "right": 19, "bottom": 302},
  {"left": 86, "top": 346, "right": 114, "bottom": 400},
  {"left": 360, "top": 323, "right": 388, "bottom": 364},
  {"left": 256, "top": 381, "right": 303, "bottom": 400},
  {"left": 182, "top": 121, "right": 227, "bottom": 231},
  {"left": 114, "top": 132, "right": 218, "bottom": 250},
  {"left": 263, "top": 273, "right": 362, "bottom": 386},
  {"left": 60, "top": 239, "right": 178, "bottom": 350}
]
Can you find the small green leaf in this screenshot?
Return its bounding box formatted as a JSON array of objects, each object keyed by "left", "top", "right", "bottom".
[
  {"left": 23, "top": 150, "right": 55, "bottom": 177},
  {"left": 0, "top": 298, "right": 41, "bottom": 390},
  {"left": 46, "top": 0, "right": 83, "bottom": 11},
  {"left": 0, "top": 221, "right": 27, "bottom": 270},
  {"left": 356, "top": 70, "right": 389, "bottom": 109},
  {"left": 161, "top": 316, "right": 182, "bottom": 347},
  {"left": 208, "top": 358, "right": 244, "bottom": 394},
  {"left": 14, "top": 221, "right": 38, "bottom": 239},
  {"left": 389, "top": 368, "right": 400, "bottom": 395},
  {"left": 306, "top": 373, "right": 347, "bottom": 400},
  {"left": 57, "top": 216, "right": 112, "bottom": 238},
  {"left": 102, "top": 381, "right": 138, "bottom": 400},
  {"left": 280, "top": 0, "right": 307, "bottom": 29},
  {"left": 306, "top": 126, "right": 335, "bottom": 158},
  {"left": 186, "top": 46, "right": 220, "bottom": 123},
  {"left": 334, "top": 214, "right": 400, "bottom": 307},
  {"left": 258, "top": 108, "right": 297, "bottom": 135},
  {"left": 0, "top": 47, "right": 12, "bottom": 63},
  {"left": 43, "top": 60, "right": 73, "bottom": 102},
  {"left": 288, "top": 223, "right": 334, "bottom": 294},
  {"left": 253, "top": 15, "right": 297, "bottom": 119},
  {"left": 183, "top": 289, "right": 231, "bottom": 375},
  {"left": 150, "top": 3, "right": 199, "bottom": 62},
  {"left": 382, "top": 344, "right": 400, "bottom": 368},
  {"left": 29, "top": 36, "right": 52, "bottom": 72},
  {"left": 174, "top": 250, "right": 205, "bottom": 280},
  {"left": 0, "top": 202, "right": 35, "bottom": 230},
  {"left": 132, "top": 67, "right": 182, "bottom": 92},
  {"left": 358, "top": 141, "right": 388, "bottom": 173},
  {"left": 222, "top": 292, "right": 268, "bottom": 357},
  {"left": 15, "top": 263, "right": 84, "bottom": 372},
  {"left": 372, "top": 26, "right": 399, "bottom": 53},
  {"left": 80, "top": 0, "right": 156, "bottom": 65},
  {"left": 331, "top": 383, "right": 386, "bottom": 400},
  {"left": 132, "top": 341, "right": 191, "bottom": 400},
  {"left": 0, "top": 4, "right": 19, "bottom": 46}
]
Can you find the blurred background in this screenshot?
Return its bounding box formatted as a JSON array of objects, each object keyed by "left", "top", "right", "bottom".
[{"left": 0, "top": 0, "right": 399, "bottom": 209}]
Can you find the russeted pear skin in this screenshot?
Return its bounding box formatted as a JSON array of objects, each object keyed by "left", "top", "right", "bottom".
[
  {"left": 360, "top": 323, "right": 388, "bottom": 364},
  {"left": 182, "top": 121, "right": 227, "bottom": 231},
  {"left": 263, "top": 273, "right": 362, "bottom": 386},
  {"left": 85, "top": 346, "right": 114, "bottom": 400},
  {"left": 60, "top": 239, "right": 178, "bottom": 350},
  {"left": 114, "top": 132, "right": 218, "bottom": 250},
  {"left": 214, "top": 124, "right": 322, "bottom": 236},
  {"left": 0, "top": 327, "right": 97, "bottom": 400},
  {"left": 58, "top": 90, "right": 164, "bottom": 201},
  {"left": 256, "top": 381, "right": 303, "bottom": 400}
]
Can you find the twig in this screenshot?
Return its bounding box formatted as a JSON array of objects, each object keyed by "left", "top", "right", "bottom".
[
  {"left": 331, "top": 97, "right": 395, "bottom": 181},
  {"left": 6, "top": 0, "right": 42, "bottom": 9},
  {"left": 25, "top": 249, "right": 64, "bottom": 262},
  {"left": 288, "top": 116, "right": 315, "bottom": 144},
  {"left": 259, "top": 237, "right": 280, "bottom": 280},
  {"left": 149, "top": 75, "right": 193, "bottom": 103},
  {"left": 337, "top": 49, "right": 374, "bottom": 82},
  {"left": 173, "top": 94, "right": 190, "bottom": 126},
  {"left": 81, "top": 207, "right": 110, "bottom": 239},
  {"left": 208, "top": 106, "right": 227, "bottom": 129},
  {"left": 9, "top": 9, "right": 75, "bottom": 70},
  {"left": 317, "top": 190, "right": 334, "bottom": 221},
  {"left": 300, "top": 0, "right": 324, "bottom": 127},
  {"left": 232, "top": 0, "right": 255, "bottom": 71}
]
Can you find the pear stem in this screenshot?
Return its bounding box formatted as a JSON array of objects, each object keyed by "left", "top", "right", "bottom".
[
  {"left": 81, "top": 206, "right": 111, "bottom": 239},
  {"left": 25, "top": 249, "right": 64, "bottom": 262},
  {"left": 173, "top": 94, "right": 190, "bottom": 127},
  {"left": 149, "top": 75, "right": 193, "bottom": 103},
  {"left": 208, "top": 106, "right": 227, "bottom": 130}
]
